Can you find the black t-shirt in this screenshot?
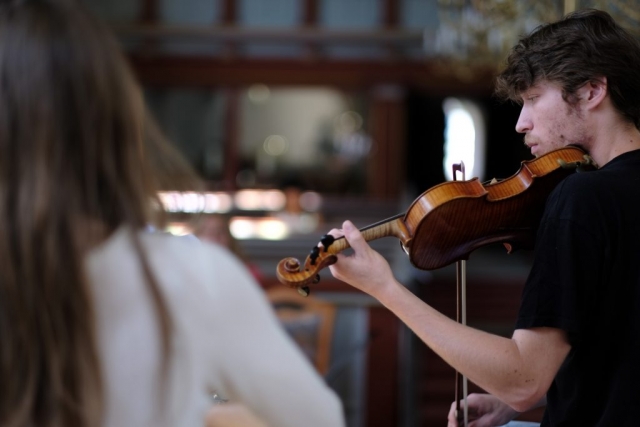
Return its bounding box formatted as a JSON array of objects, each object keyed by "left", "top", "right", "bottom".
[{"left": 516, "top": 149, "right": 640, "bottom": 426}]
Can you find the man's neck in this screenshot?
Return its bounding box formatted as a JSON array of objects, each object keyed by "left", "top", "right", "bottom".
[{"left": 584, "top": 120, "right": 640, "bottom": 167}]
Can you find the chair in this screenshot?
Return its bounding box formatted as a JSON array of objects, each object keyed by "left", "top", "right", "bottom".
[{"left": 266, "top": 286, "right": 336, "bottom": 376}]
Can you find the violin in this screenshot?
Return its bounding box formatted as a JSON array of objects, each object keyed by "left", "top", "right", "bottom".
[{"left": 276, "top": 146, "right": 596, "bottom": 295}]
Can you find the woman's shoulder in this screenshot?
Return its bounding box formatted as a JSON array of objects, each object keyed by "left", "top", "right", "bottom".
[
  {"left": 89, "top": 227, "right": 256, "bottom": 293},
  {"left": 141, "top": 229, "right": 234, "bottom": 263},
  {"left": 87, "top": 226, "right": 266, "bottom": 328}
]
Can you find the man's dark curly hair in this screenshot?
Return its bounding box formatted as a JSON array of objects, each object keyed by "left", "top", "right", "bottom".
[{"left": 495, "top": 9, "right": 640, "bottom": 129}]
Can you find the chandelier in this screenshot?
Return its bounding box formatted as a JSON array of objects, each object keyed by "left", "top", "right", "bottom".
[{"left": 427, "top": 0, "right": 640, "bottom": 81}]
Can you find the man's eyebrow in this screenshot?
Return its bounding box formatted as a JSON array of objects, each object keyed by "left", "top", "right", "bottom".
[{"left": 520, "top": 84, "right": 541, "bottom": 98}]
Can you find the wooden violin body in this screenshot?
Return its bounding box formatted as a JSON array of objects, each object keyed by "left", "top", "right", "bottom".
[{"left": 276, "top": 146, "right": 596, "bottom": 292}]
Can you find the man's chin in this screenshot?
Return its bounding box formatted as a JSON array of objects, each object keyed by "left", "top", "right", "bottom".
[{"left": 529, "top": 145, "right": 540, "bottom": 157}]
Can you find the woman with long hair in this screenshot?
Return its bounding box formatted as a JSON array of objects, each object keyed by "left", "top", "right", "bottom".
[{"left": 0, "top": 1, "right": 344, "bottom": 426}]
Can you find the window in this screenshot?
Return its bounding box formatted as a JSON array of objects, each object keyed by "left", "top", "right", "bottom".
[{"left": 442, "top": 97, "right": 485, "bottom": 181}]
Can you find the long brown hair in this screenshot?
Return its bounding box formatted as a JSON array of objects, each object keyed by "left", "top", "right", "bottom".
[
  {"left": 0, "top": 1, "right": 171, "bottom": 426},
  {"left": 495, "top": 9, "right": 640, "bottom": 130}
]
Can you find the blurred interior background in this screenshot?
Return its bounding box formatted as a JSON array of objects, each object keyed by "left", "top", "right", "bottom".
[{"left": 82, "top": 1, "right": 640, "bottom": 425}]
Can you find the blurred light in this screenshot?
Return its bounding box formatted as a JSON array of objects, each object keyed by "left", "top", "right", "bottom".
[
  {"left": 229, "top": 217, "right": 290, "bottom": 240},
  {"left": 263, "top": 134, "right": 288, "bottom": 156},
  {"left": 262, "top": 190, "right": 287, "bottom": 211},
  {"left": 257, "top": 218, "right": 289, "bottom": 240},
  {"left": 235, "top": 190, "right": 264, "bottom": 210},
  {"left": 229, "top": 218, "right": 255, "bottom": 239},
  {"left": 159, "top": 189, "right": 306, "bottom": 215},
  {"left": 296, "top": 214, "right": 320, "bottom": 234},
  {"left": 247, "top": 84, "right": 271, "bottom": 104},
  {"left": 166, "top": 222, "right": 193, "bottom": 236},
  {"left": 158, "top": 192, "right": 181, "bottom": 213},
  {"left": 181, "top": 192, "right": 206, "bottom": 213},
  {"left": 335, "top": 111, "right": 363, "bottom": 133},
  {"left": 203, "top": 192, "right": 233, "bottom": 213},
  {"left": 235, "top": 189, "right": 287, "bottom": 211},
  {"left": 299, "top": 191, "right": 322, "bottom": 212},
  {"left": 159, "top": 191, "right": 234, "bottom": 214}
]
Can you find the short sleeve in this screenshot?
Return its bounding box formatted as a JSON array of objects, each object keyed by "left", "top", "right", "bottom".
[{"left": 516, "top": 178, "right": 606, "bottom": 346}]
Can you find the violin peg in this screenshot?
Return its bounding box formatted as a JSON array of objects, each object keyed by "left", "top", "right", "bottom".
[
  {"left": 312, "top": 274, "right": 321, "bottom": 284},
  {"left": 309, "top": 246, "right": 320, "bottom": 265},
  {"left": 297, "top": 286, "right": 310, "bottom": 297},
  {"left": 320, "top": 234, "right": 335, "bottom": 251}
]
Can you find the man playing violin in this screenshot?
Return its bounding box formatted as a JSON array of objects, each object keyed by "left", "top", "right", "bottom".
[{"left": 327, "top": 9, "right": 640, "bottom": 427}]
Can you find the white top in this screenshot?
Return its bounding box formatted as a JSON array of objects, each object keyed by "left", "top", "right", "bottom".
[{"left": 87, "top": 227, "right": 345, "bottom": 427}]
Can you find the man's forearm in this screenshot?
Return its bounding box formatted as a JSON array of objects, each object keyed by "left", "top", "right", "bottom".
[{"left": 376, "top": 282, "right": 564, "bottom": 412}]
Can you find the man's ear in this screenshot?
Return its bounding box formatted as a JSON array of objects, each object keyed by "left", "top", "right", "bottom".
[{"left": 580, "top": 77, "right": 608, "bottom": 110}]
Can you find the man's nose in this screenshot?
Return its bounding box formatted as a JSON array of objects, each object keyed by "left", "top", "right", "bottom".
[{"left": 515, "top": 108, "right": 531, "bottom": 134}]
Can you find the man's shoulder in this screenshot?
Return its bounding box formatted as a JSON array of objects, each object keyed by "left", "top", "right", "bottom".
[{"left": 547, "top": 170, "right": 602, "bottom": 205}]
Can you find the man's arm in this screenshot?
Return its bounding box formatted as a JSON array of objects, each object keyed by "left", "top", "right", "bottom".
[
  {"left": 381, "top": 283, "right": 568, "bottom": 411},
  {"left": 329, "top": 220, "right": 570, "bottom": 411}
]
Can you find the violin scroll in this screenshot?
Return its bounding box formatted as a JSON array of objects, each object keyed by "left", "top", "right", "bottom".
[{"left": 276, "top": 234, "right": 342, "bottom": 296}]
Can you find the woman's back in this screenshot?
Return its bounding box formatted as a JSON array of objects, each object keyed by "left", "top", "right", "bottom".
[{"left": 87, "top": 228, "right": 344, "bottom": 427}]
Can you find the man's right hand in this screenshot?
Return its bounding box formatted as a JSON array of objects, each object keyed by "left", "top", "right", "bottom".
[{"left": 447, "top": 393, "right": 520, "bottom": 427}]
